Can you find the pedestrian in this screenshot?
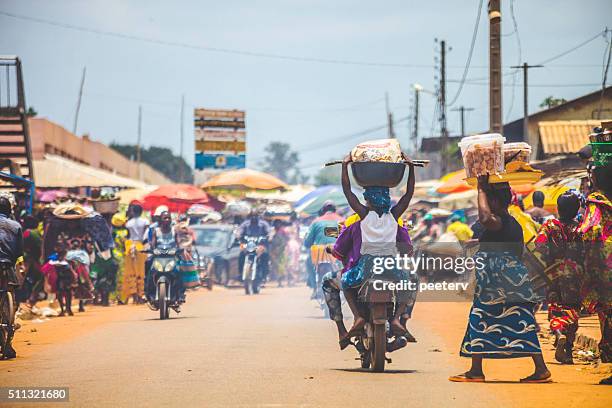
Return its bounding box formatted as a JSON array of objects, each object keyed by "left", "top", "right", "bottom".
[
  {"left": 270, "top": 220, "right": 289, "bottom": 287},
  {"left": 123, "top": 204, "right": 149, "bottom": 303},
  {"left": 111, "top": 212, "right": 128, "bottom": 303},
  {"left": 534, "top": 191, "right": 583, "bottom": 364},
  {"left": 449, "top": 178, "right": 551, "bottom": 383},
  {"left": 577, "top": 163, "right": 611, "bottom": 384}
]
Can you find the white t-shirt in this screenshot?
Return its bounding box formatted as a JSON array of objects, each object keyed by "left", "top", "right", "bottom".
[
  {"left": 360, "top": 211, "right": 398, "bottom": 256},
  {"left": 126, "top": 217, "right": 149, "bottom": 241}
]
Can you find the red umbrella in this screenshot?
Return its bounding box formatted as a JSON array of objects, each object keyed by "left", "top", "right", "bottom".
[{"left": 141, "top": 184, "right": 214, "bottom": 213}]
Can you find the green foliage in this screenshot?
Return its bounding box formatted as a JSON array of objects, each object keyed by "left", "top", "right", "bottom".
[
  {"left": 25, "top": 107, "right": 37, "bottom": 117},
  {"left": 539, "top": 96, "right": 567, "bottom": 109},
  {"left": 259, "top": 142, "right": 309, "bottom": 184},
  {"left": 110, "top": 143, "right": 193, "bottom": 183},
  {"left": 314, "top": 160, "right": 341, "bottom": 186}
]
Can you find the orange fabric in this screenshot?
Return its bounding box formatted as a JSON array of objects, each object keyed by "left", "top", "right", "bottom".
[{"left": 436, "top": 169, "right": 473, "bottom": 194}]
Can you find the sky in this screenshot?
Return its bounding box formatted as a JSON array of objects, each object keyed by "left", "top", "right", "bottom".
[{"left": 0, "top": 0, "right": 610, "bottom": 177}]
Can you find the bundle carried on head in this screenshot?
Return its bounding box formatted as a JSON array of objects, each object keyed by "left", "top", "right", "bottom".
[{"left": 350, "top": 138, "right": 406, "bottom": 188}]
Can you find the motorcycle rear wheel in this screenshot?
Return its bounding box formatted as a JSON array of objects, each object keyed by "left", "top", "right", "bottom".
[
  {"left": 371, "top": 323, "right": 386, "bottom": 372},
  {"left": 0, "top": 290, "right": 15, "bottom": 359}
]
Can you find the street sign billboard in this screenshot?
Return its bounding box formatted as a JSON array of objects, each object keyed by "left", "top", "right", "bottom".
[{"left": 194, "top": 108, "right": 246, "bottom": 170}]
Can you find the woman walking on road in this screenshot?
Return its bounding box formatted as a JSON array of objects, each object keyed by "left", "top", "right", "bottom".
[{"left": 449, "top": 177, "right": 551, "bottom": 383}]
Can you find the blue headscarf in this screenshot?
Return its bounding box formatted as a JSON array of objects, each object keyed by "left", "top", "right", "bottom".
[{"left": 363, "top": 186, "right": 391, "bottom": 213}]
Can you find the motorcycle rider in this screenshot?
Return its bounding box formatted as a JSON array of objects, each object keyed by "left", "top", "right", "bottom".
[
  {"left": 332, "top": 152, "right": 417, "bottom": 346},
  {"left": 304, "top": 201, "right": 343, "bottom": 296},
  {"left": 0, "top": 196, "right": 23, "bottom": 359},
  {"left": 237, "top": 208, "right": 271, "bottom": 282},
  {"left": 147, "top": 211, "right": 185, "bottom": 305}
]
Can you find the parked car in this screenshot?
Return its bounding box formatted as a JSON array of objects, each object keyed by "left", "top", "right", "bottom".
[{"left": 191, "top": 224, "right": 241, "bottom": 286}]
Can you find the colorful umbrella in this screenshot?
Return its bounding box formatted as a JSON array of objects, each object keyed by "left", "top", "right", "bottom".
[
  {"left": 140, "top": 184, "right": 211, "bottom": 213},
  {"left": 201, "top": 168, "right": 288, "bottom": 191},
  {"left": 436, "top": 169, "right": 472, "bottom": 195},
  {"left": 37, "top": 189, "right": 68, "bottom": 203}
]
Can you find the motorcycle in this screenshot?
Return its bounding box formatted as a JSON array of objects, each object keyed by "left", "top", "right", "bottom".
[
  {"left": 241, "top": 236, "right": 267, "bottom": 295},
  {"left": 143, "top": 247, "right": 183, "bottom": 320},
  {"left": 324, "top": 226, "right": 411, "bottom": 372}
]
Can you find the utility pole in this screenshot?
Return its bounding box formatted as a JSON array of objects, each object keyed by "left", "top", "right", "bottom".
[
  {"left": 73, "top": 66, "right": 86, "bottom": 135},
  {"left": 137, "top": 105, "right": 142, "bottom": 181},
  {"left": 489, "top": 0, "right": 503, "bottom": 134},
  {"left": 412, "top": 84, "right": 422, "bottom": 153},
  {"left": 510, "top": 63, "right": 542, "bottom": 144},
  {"left": 385, "top": 92, "right": 395, "bottom": 138},
  {"left": 439, "top": 40, "right": 448, "bottom": 174},
  {"left": 179, "top": 94, "right": 185, "bottom": 183},
  {"left": 451, "top": 106, "right": 475, "bottom": 137}
]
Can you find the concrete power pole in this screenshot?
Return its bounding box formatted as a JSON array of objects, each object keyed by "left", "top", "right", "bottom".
[
  {"left": 412, "top": 84, "right": 423, "bottom": 153},
  {"left": 385, "top": 92, "right": 395, "bottom": 138},
  {"left": 489, "top": 0, "right": 503, "bottom": 134},
  {"left": 510, "top": 63, "right": 542, "bottom": 144},
  {"left": 179, "top": 94, "right": 185, "bottom": 183},
  {"left": 73, "top": 66, "right": 86, "bottom": 135},
  {"left": 439, "top": 40, "right": 448, "bottom": 174},
  {"left": 451, "top": 106, "right": 475, "bottom": 137},
  {"left": 137, "top": 105, "right": 142, "bottom": 181}
]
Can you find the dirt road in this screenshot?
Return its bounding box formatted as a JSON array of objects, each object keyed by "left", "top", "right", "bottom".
[{"left": 1, "top": 286, "right": 610, "bottom": 407}]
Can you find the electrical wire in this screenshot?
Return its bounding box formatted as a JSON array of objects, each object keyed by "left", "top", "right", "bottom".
[
  {"left": 505, "top": 0, "right": 522, "bottom": 119},
  {"left": 597, "top": 29, "right": 612, "bottom": 119},
  {"left": 537, "top": 29, "right": 607, "bottom": 65},
  {"left": 0, "top": 10, "right": 429, "bottom": 69},
  {"left": 447, "top": 0, "right": 483, "bottom": 107}
]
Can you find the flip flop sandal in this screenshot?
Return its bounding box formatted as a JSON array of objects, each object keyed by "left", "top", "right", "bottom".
[
  {"left": 339, "top": 336, "right": 352, "bottom": 350},
  {"left": 520, "top": 373, "right": 553, "bottom": 383},
  {"left": 449, "top": 373, "right": 485, "bottom": 383}
]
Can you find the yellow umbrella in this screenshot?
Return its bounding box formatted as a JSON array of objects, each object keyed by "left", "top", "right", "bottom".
[
  {"left": 201, "top": 168, "right": 288, "bottom": 190},
  {"left": 117, "top": 186, "right": 157, "bottom": 205},
  {"left": 523, "top": 185, "right": 570, "bottom": 214}
]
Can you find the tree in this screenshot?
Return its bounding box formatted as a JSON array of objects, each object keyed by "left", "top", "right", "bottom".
[
  {"left": 25, "top": 107, "right": 37, "bottom": 117},
  {"left": 259, "top": 142, "right": 308, "bottom": 184},
  {"left": 313, "top": 159, "right": 341, "bottom": 186},
  {"left": 111, "top": 143, "right": 193, "bottom": 183},
  {"left": 539, "top": 96, "right": 567, "bottom": 109}
]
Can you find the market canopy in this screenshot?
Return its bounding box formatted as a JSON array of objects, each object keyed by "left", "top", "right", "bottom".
[
  {"left": 436, "top": 169, "right": 472, "bottom": 195},
  {"left": 294, "top": 185, "right": 353, "bottom": 216},
  {"left": 34, "top": 154, "right": 149, "bottom": 189},
  {"left": 116, "top": 186, "right": 157, "bottom": 206},
  {"left": 201, "top": 168, "right": 288, "bottom": 191},
  {"left": 139, "top": 184, "right": 214, "bottom": 213}
]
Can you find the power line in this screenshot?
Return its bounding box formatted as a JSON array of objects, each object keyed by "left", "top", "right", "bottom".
[
  {"left": 505, "top": 0, "right": 522, "bottom": 119},
  {"left": 537, "top": 29, "right": 608, "bottom": 65},
  {"left": 448, "top": 0, "right": 483, "bottom": 106},
  {"left": 597, "top": 29, "right": 612, "bottom": 119},
  {"left": 0, "top": 10, "right": 430, "bottom": 69}
]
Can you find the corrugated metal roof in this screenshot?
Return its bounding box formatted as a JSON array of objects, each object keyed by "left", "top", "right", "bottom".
[{"left": 538, "top": 120, "right": 603, "bottom": 154}]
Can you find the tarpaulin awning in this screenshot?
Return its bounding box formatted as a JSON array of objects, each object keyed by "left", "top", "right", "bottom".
[
  {"left": 294, "top": 185, "right": 352, "bottom": 216},
  {"left": 246, "top": 184, "right": 315, "bottom": 203},
  {"left": 139, "top": 184, "right": 215, "bottom": 213},
  {"left": 436, "top": 169, "right": 472, "bottom": 194},
  {"left": 522, "top": 185, "right": 570, "bottom": 213},
  {"left": 201, "top": 168, "right": 288, "bottom": 190},
  {"left": 438, "top": 190, "right": 477, "bottom": 211},
  {"left": 34, "top": 154, "right": 149, "bottom": 189}
]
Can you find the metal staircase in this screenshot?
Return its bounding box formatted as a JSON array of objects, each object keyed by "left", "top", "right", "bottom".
[
  {"left": 0, "top": 56, "right": 34, "bottom": 179},
  {"left": 0, "top": 56, "right": 35, "bottom": 210}
]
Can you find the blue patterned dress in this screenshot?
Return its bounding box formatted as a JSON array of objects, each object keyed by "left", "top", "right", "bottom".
[{"left": 460, "top": 214, "right": 543, "bottom": 358}]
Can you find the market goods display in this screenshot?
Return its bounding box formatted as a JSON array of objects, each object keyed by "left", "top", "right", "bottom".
[
  {"left": 351, "top": 138, "right": 403, "bottom": 163},
  {"left": 590, "top": 124, "right": 612, "bottom": 167},
  {"left": 458, "top": 134, "right": 505, "bottom": 178},
  {"left": 503, "top": 142, "right": 531, "bottom": 164}
]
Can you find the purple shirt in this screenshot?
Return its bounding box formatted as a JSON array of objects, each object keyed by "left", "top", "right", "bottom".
[{"left": 332, "top": 220, "right": 412, "bottom": 274}]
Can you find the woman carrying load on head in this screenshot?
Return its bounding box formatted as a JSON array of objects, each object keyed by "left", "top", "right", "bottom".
[
  {"left": 337, "top": 152, "right": 416, "bottom": 344},
  {"left": 449, "top": 177, "right": 551, "bottom": 383}
]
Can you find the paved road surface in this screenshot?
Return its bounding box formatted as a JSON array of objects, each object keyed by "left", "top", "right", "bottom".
[{"left": 1, "top": 286, "right": 609, "bottom": 407}]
